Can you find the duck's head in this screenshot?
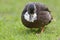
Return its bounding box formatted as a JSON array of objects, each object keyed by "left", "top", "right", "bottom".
[
  {"left": 24, "top": 4, "right": 37, "bottom": 22},
  {"left": 27, "top": 3, "right": 36, "bottom": 14}
]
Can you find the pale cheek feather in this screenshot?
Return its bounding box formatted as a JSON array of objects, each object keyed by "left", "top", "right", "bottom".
[
  {"left": 24, "top": 12, "right": 37, "bottom": 22},
  {"left": 24, "top": 12, "right": 30, "bottom": 22}
]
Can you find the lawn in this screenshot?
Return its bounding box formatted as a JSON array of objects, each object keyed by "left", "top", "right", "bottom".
[{"left": 0, "top": 0, "right": 60, "bottom": 40}]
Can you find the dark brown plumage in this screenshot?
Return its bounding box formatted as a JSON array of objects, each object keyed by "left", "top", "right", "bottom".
[{"left": 21, "top": 2, "right": 53, "bottom": 33}]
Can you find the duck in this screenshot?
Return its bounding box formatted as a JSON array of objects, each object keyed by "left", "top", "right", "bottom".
[{"left": 21, "top": 2, "right": 53, "bottom": 33}]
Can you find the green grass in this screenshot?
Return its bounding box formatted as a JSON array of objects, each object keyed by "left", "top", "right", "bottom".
[{"left": 0, "top": 0, "right": 60, "bottom": 40}]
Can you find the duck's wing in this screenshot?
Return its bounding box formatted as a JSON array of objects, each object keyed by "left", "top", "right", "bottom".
[{"left": 38, "top": 11, "right": 53, "bottom": 25}]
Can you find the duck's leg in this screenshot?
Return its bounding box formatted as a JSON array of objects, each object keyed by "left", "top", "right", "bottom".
[
  {"left": 41, "top": 26, "right": 44, "bottom": 33},
  {"left": 36, "top": 26, "right": 44, "bottom": 35},
  {"left": 36, "top": 26, "right": 44, "bottom": 33}
]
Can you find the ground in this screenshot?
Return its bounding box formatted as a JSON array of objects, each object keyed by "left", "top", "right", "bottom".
[{"left": 0, "top": 0, "right": 60, "bottom": 40}]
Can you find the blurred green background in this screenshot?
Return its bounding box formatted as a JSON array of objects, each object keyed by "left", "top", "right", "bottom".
[{"left": 0, "top": 0, "right": 60, "bottom": 40}]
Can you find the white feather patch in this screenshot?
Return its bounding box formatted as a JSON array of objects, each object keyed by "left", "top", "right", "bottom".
[{"left": 24, "top": 12, "right": 37, "bottom": 22}]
